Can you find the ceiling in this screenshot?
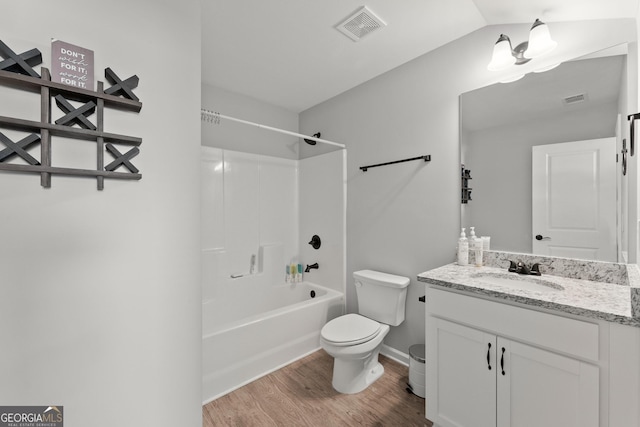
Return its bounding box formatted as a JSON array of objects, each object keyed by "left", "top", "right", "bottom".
[{"left": 202, "top": 0, "right": 639, "bottom": 113}]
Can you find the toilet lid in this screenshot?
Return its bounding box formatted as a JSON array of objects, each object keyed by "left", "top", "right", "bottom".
[{"left": 321, "top": 313, "right": 381, "bottom": 346}]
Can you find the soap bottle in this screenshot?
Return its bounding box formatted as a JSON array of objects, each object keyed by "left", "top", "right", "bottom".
[
  {"left": 457, "top": 228, "right": 469, "bottom": 266},
  {"left": 470, "top": 226, "right": 483, "bottom": 266}
]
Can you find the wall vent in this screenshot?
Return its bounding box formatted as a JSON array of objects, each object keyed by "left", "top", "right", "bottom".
[
  {"left": 562, "top": 93, "right": 588, "bottom": 105},
  {"left": 336, "top": 6, "right": 386, "bottom": 42}
]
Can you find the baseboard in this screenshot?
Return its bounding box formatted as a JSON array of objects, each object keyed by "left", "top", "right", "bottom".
[{"left": 380, "top": 344, "right": 409, "bottom": 366}]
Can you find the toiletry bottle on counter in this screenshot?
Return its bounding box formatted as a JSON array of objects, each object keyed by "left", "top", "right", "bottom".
[
  {"left": 470, "top": 227, "right": 483, "bottom": 266},
  {"left": 457, "top": 228, "right": 469, "bottom": 266},
  {"left": 481, "top": 236, "right": 491, "bottom": 251}
]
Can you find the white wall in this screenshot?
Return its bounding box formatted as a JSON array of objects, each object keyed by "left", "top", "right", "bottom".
[
  {"left": 300, "top": 19, "right": 637, "bottom": 355},
  {"left": 0, "top": 2, "right": 202, "bottom": 426}
]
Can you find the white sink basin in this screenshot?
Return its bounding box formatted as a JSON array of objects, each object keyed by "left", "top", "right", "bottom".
[{"left": 470, "top": 272, "right": 564, "bottom": 292}]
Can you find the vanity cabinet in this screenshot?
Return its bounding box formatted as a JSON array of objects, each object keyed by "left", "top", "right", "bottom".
[{"left": 427, "top": 287, "right": 600, "bottom": 427}]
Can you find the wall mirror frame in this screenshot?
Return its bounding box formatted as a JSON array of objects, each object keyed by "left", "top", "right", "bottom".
[{"left": 460, "top": 43, "right": 637, "bottom": 263}]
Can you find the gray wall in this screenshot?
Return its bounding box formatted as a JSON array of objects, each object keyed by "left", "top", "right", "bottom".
[
  {"left": 202, "top": 83, "right": 299, "bottom": 159},
  {"left": 0, "top": 1, "right": 202, "bottom": 426},
  {"left": 300, "top": 19, "right": 637, "bottom": 355}
]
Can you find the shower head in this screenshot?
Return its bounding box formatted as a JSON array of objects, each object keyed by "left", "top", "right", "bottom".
[{"left": 303, "top": 132, "right": 321, "bottom": 145}]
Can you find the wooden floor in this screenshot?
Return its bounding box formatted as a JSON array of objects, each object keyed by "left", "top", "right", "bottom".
[{"left": 203, "top": 350, "right": 433, "bottom": 427}]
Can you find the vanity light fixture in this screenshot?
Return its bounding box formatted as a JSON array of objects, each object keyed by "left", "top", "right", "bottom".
[{"left": 487, "top": 19, "right": 557, "bottom": 72}]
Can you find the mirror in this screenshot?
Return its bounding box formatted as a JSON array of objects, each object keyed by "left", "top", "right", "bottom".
[{"left": 460, "top": 45, "right": 631, "bottom": 263}]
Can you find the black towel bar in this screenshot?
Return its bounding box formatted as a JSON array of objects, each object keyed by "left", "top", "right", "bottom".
[{"left": 360, "top": 155, "right": 431, "bottom": 172}]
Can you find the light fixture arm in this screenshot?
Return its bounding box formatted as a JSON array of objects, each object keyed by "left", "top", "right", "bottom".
[
  {"left": 512, "top": 41, "right": 532, "bottom": 66},
  {"left": 487, "top": 18, "right": 556, "bottom": 72}
]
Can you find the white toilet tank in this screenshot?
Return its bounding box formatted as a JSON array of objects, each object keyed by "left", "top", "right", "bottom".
[{"left": 353, "top": 270, "right": 410, "bottom": 326}]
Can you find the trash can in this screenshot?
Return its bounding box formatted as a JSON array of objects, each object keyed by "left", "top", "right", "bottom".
[{"left": 408, "top": 344, "right": 426, "bottom": 398}]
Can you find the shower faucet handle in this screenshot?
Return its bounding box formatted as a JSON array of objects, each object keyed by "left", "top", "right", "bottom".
[{"left": 308, "top": 235, "right": 321, "bottom": 249}]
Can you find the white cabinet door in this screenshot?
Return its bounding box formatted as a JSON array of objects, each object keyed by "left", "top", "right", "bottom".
[
  {"left": 497, "top": 338, "right": 599, "bottom": 427},
  {"left": 427, "top": 318, "right": 496, "bottom": 427}
]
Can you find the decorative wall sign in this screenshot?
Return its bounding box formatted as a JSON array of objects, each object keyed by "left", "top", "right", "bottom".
[{"left": 51, "top": 39, "right": 94, "bottom": 90}]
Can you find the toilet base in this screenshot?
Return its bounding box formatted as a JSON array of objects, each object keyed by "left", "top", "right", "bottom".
[{"left": 331, "top": 349, "right": 385, "bottom": 394}]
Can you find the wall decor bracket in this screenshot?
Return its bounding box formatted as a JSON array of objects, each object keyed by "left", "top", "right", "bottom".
[
  {"left": 0, "top": 40, "right": 42, "bottom": 78},
  {"left": 0, "top": 132, "right": 41, "bottom": 165},
  {"left": 360, "top": 154, "right": 431, "bottom": 172},
  {"left": 105, "top": 143, "right": 139, "bottom": 173},
  {"left": 0, "top": 39, "right": 143, "bottom": 190},
  {"left": 104, "top": 67, "right": 139, "bottom": 101},
  {"left": 54, "top": 94, "right": 97, "bottom": 129}
]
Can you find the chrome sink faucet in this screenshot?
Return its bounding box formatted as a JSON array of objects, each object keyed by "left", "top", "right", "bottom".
[{"left": 508, "top": 260, "right": 542, "bottom": 276}]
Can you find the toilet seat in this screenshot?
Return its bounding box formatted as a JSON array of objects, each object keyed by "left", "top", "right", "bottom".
[{"left": 320, "top": 313, "right": 381, "bottom": 347}]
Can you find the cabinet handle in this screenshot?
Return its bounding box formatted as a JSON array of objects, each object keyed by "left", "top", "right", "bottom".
[
  {"left": 486, "top": 343, "right": 492, "bottom": 370},
  {"left": 500, "top": 347, "right": 505, "bottom": 375}
]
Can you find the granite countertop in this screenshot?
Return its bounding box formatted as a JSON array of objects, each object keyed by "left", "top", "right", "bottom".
[{"left": 418, "top": 258, "right": 640, "bottom": 328}]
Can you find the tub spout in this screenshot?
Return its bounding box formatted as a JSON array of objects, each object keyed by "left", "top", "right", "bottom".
[{"left": 305, "top": 263, "right": 319, "bottom": 273}]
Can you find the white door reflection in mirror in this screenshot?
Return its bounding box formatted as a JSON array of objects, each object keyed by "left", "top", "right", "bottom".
[{"left": 532, "top": 138, "right": 616, "bottom": 261}]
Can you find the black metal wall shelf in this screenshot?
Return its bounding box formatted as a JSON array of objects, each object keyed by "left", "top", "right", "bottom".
[
  {"left": 461, "top": 164, "right": 472, "bottom": 204},
  {"left": 360, "top": 154, "right": 431, "bottom": 172},
  {"left": 0, "top": 61, "right": 142, "bottom": 190}
]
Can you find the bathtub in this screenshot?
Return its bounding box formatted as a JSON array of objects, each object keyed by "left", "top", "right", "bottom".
[{"left": 202, "top": 282, "right": 344, "bottom": 403}]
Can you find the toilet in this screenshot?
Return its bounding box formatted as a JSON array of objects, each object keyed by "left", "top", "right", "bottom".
[{"left": 320, "top": 269, "right": 410, "bottom": 394}]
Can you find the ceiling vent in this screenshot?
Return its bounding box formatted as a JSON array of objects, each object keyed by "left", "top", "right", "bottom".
[
  {"left": 336, "top": 6, "right": 386, "bottom": 42},
  {"left": 562, "top": 93, "right": 588, "bottom": 106}
]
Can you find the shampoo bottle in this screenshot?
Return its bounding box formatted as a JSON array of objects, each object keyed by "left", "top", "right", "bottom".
[
  {"left": 470, "top": 227, "right": 483, "bottom": 266},
  {"left": 457, "top": 228, "right": 469, "bottom": 266}
]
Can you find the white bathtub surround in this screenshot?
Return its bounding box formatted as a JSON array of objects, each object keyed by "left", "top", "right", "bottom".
[
  {"left": 202, "top": 283, "right": 343, "bottom": 403},
  {"left": 299, "top": 149, "right": 347, "bottom": 295},
  {"left": 201, "top": 147, "right": 346, "bottom": 295},
  {"left": 202, "top": 244, "right": 285, "bottom": 303},
  {"left": 201, "top": 147, "right": 346, "bottom": 403},
  {"left": 204, "top": 149, "right": 299, "bottom": 275}
]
